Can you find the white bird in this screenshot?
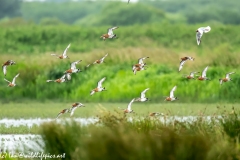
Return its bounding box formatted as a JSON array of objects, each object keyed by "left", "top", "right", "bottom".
[
  {"left": 133, "top": 66, "right": 146, "bottom": 75},
  {"left": 219, "top": 72, "right": 235, "bottom": 85},
  {"left": 4, "top": 73, "right": 20, "bottom": 87},
  {"left": 93, "top": 53, "right": 108, "bottom": 64},
  {"left": 101, "top": 27, "right": 119, "bottom": 40},
  {"left": 196, "top": 26, "right": 211, "bottom": 45},
  {"left": 179, "top": 57, "right": 194, "bottom": 72},
  {"left": 124, "top": 98, "right": 135, "bottom": 113},
  {"left": 64, "top": 60, "right": 82, "bottom": 74},
  {"left": 51, "top": 44, "right": 71, "bottom": 59},
  {"left": 135, "top": 88, "right": 150, "bottom": 102},
  {"left": 164, "top": 86, "right": 178, "bottom": 101},
  {"left": 90, "top": 77, "right": 106, "bottom": 95},
  {"left": 198, "top": 66, "right": 210, "bottom": 81}
]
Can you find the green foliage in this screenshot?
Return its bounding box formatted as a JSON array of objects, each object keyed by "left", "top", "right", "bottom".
[{"left": 39, "top": 109, "right": 240, "bottom": 160}]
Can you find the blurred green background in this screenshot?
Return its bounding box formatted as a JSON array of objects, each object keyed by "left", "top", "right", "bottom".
[{"left": 0, "top": 0, "right": 240, "bottom": 103}]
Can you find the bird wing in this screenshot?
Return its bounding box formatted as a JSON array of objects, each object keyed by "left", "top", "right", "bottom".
[
  {"left": 196, "top": 29, "right": 203, "bottom": 45},
  {"left": 63, "top": 43, "right": 71, "bottom": 57},
  {"left": 202, "top": 66, "right": 208, "bottom": 77},
  {"left": 97, "top": 77, "right": 106, "bottom": 88},
  {"left": 56, "top": 112, "right": 63, "bottom": 119},
  {"left": 170, "top": 86, "right": 177, "bottom": 98},
  {"left": 141, "top": 88, "right": 149, "bottom": 99},
  {"left": 100, "top": 53, "right": 108, "bottom": 62},
  {"left": 4, "top": 78, "right": 11, "bottom": 83},
  {"left": 46, "top": 80, "right": 54, "bottom": 82},
  {"left": 128, "top": 0, "right": 130, "bottom": 3},
  {"left": 226, "top": 72, "right": 235, "bottom": 79},
  {"left": 70, "top": 107, "right": 78, "bottom": 116},
  {"left": 190, "top": 71, "right": 198, "bottom": 77},
  {"left": 12, "top": 73, "right": 20, "bottom": 84},
  {"left": 51, "top": 54, "right": 59, "bottom": 57},
  {"left": 65, "top": 73, "right": 71, "bottom": 81},
  {"left": 219, "top": 79, "right": 223, "bottom": 85},
  {"left": 2, "top": 65, "right": 7, "bottom": 76},
  {"left": 108, "top": 27, "right": 118, "bottom": 36},
  {"left": 138, "top": 57, "right": 149, "bottom": 65},
  {"left": 70, "top": 60, "right": 81, "bottom": 70},
  {"left": 60, "top": 74, "right": 66, "bottom": 80},
  {"left": 179, "top": 60, "right": 186, "bottom": 71},
  {"left": 203, "top": 26, "right": 211, "bottom": 33},
  {"left": 127, "top": 98, "right": 135, "bottom": 111}
]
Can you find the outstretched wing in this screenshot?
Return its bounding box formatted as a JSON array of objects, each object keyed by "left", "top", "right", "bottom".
[
  {"left": 12, "top": 73, "right": 20, "bottom": 84},
  {"left": 138, "top": 57, "right": 149, "bottom": 65},
  {"left": 127, "top": 98, "right": 135, "bottom": 111},
  {"left": 202, "top": 66, "right": 208, "bottom": 77},
  {"left": 179, "top": 60, "right": 186, "bottom": 71},
  {"left": 60, "top": 74, "right": 66, "bottom": 81},
  {"left": 190, "top": 71, "right": 199, "bottom": 77},
  {"left": 141, "top": 88, "right": 149, "bottom": 99},
  {"left": 196, "top": 29, "right": 203, "bottom": 45},
  {"left": 65, "top": 73, "right": 71, "bottom": 81},
  {"left": 108, "top": 27, "right": 118, "bottom": 36},
  {"left": 56, "top": 112, "right": 63, "bottom": 119},
  {"left": 100, "top": 53, "right": 108, "bottom": 62},
  {"left": 2, "top": 65, "right": 7, "bottom": 76},
  {"left": 70, "top": 107, "right": 78, "bottom": 116},
  {"left": 4, "top": 78, "right": 11, "bottom": 83},
  {"left": 97, "top": 77, "right": 106, "bottom": 88},
  {"left": 170, "top": 86, "right": 177, "bottom": 98},
  {"left": 70, "top": 60, "right": 81, "bottom": 70},
  {"left": 203, "top": 26, "right": 211, "bottom": 33},
  {"left": 226, "top": 72, "right": 235, "bottom": 79},
  {"left": 63, "top": 43, "right": 71, "bottom": 56}
]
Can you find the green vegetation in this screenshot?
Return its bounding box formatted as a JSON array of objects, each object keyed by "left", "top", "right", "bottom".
[
  {"left": 0, "top": 124, "right": 39, "bottom": 134},
  {"left": 0, "top": 102, "right": 236, "bottom": 119},
  {"left": 40, "top": 108, "right": 240, "bottom": 160}
]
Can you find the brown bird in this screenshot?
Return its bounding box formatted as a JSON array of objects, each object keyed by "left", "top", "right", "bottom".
[
  {"left": 51, "top": 44, "right": 70, "bottom": 59},
  {"left": 164, "top": 86, "right": 178, "bottom": 101},
  {"left": 183, "top": 71, "right": 200, "bottom": 79},
  {"left": 179, "top": 57, "right": 194, "bottom": 72},
  {"left": 2, "top": 60, "right": 16, "bottom": 76},
  {"left": 219, "top": 72, "right": 235, "bottom": 85},
  {"left": 198, "top": 66, "right": 210, "bottom": 81},
  {"left": 93, "top": 53, "right": 108, "bottom": 64},
  {"left": 100, "top": 27, "right": 118, "bottom": 40},
  {"left": 4, "top": 73, "right": 20, "bottom": 87}
]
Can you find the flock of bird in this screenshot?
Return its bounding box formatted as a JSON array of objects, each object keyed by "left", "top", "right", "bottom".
[{"left": 1, "top": 4, "right": 235, "bottom": 118}]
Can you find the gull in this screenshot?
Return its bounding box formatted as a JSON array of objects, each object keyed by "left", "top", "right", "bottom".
[
  {"left": 219, "top": 72, "right": 235, "bottom": 85},
  {"left": 100, "top": 27, "right": 118, "bottom": 40},
  {"left": 198, "top": 66, "right": 210, "bottom": 81},
  {"left": 183, "top": 71, "right": 200, "bottom": 79},
  {"left": 46, "top": 74, "right": 69, "bottom": 83},
  {"left": 90, "top": 77, "right": 106, "bottom": 95},
  {"left": 135, "top": 88, "right": 149, "bottom": 102},
  {"left": 196, "top": 26, "right": 211, "bottom": 45},
  {"left": 70, "top": 103, "right": 85, "bottom": 116},
  {"left": 124, "top": 98, "right": 135, "bottom": 113},
  {"left": 164, "top": 86, "right": 178, "bottom": 101},
  {"left": 4, "top": 73, "right": 20, "bottom": 87},
  {"left": 2, "top": 60, "right": 16, "bottom": 76},
  {"left": 56, "top": 109, "right": 70, "bottom": 119},
  {"left": 93, "top": 53, "right": 108, "bottom": 64},
  {"left": 51, "top": 44, "right": 70, "bottom": 59},
  {"left": 64, "top": 60, "right": 82, "bottom": 74},
  {"left": 179, "top": 56, "right": 194, "bottom": 72}
]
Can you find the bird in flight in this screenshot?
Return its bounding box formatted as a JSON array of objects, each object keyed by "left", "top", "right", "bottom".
[
  {"left": 51, "top": 44, "right": 71, "bottom": 59},
  {"left": 219, "top": 72, "right": 235, "bottom": 85},
  {"left": 2, "top": 60, "right": 16, "bottom": 76},
  {"left": 4, "top": 73, "right": 20, "bottom": 87},
  {"left": 164, "top": 86, "right": 178, "bottom": 101},
  {"left": 135, "top": 88, "right": 150, "bottom": 102},
  {"left": 90, "top": 77, "right": 107, "bottom": 95},
  {"left": 196, "top": 26, "right": 211, "bottom": 45},
  {"left": 100, "top": 27, "right": 119, "bottom": 40}
]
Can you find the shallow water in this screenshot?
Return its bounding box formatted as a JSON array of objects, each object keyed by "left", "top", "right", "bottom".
[
  {"left": 0, "top": 117, "right": 98, "bottom": 128},
  {"left": 0, "top": 134, "right": 43, "bottom": 152}
]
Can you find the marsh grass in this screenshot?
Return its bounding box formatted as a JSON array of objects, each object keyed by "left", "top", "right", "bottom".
[
  {"left": 40, "top": 108, "right": 240, "bottom": 160},
  {"left": 0, "top": 102, "right": 236, "bottom": 119},
  {"left": 0, "top": 124, "right": 40, "bottom": 134}
]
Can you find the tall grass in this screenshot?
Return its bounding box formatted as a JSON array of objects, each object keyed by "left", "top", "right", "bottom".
[{"left": 40, "top": 108, "right": 240, "bottom": 160}]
